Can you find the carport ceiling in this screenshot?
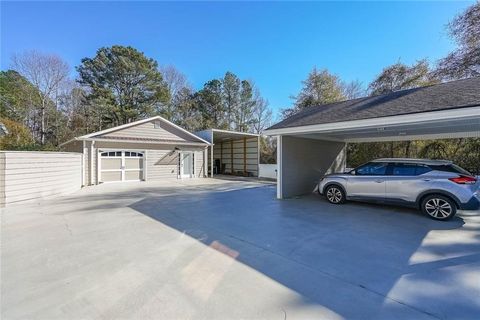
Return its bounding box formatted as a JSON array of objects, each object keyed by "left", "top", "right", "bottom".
[
  {"left": 265, "top": 77, "right": 480, "bottom": 142},
  {"left": 212, "top": 129, "right": 258, "bottom": 142}
]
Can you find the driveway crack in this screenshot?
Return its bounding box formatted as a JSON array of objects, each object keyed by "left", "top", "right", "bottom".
[{"left": 62, "top": 215, "right": 73, "bottom": 236}]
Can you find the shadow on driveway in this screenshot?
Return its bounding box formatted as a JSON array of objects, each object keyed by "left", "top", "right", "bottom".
[
  {"left": 127, "top": 184, "right": 479, "bottom": 319},
  {"left": 2, "top": 180, "right": 479, "bottom": 319}
]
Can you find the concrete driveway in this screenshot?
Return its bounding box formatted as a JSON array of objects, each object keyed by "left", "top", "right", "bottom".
[{"left": 1, "top": 179, "right": 479, "bottom": 320}]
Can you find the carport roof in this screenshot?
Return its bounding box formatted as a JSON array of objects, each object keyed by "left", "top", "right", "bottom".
[
  {"left": 268, "top": 77, "right": 480, "bottom": 130},
  {"left": 195, "top": 128, "right": 259, "bottom": 143}
]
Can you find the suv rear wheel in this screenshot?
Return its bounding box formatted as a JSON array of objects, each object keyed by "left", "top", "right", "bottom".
[
  {"left": 421, "top": 194, "right": 457, "bottom": 220},
  {"left": 325, "top": 185, "right": 346, "bottom": 204}
]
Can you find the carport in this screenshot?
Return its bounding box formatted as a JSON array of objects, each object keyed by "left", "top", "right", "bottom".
[
  {"left": 195, "top": 129, "right": 260, "bottom": 177},
  {"left": 265, "top": 77, "right": 480, "bottom": 199}
]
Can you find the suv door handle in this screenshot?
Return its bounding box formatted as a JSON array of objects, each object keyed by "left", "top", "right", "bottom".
[
  {"left": 374, "top": 180, "right": 384, "bottom": 183},
  {"left": 422, "top": 178, "right": 431, "bottom": 182}
]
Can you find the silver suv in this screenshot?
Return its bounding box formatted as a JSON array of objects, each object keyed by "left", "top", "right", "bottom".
[{"left": 318, "top": 158, "right": 480, "bottom": 220}]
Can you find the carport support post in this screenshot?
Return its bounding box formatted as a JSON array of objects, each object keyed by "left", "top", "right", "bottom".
[
  {"left": 277, "top": 135, "right": 283, "bottom": 199},
  {"left": 230, "top": 140, "right": 233, "bottom": 175},
  {"left": 210, "top": 145, "right": 213, "bottom": 177},
  {"left": 220, "top": 142, "right": 223, "bottom": 174},
  {"left": 243, "top": 137, "right": 247, "bottom": 175},
  {"left": 90, "top": 141, "right": 95, "bottom": 186}
]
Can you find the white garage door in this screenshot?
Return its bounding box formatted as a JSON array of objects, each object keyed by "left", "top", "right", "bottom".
[{"left": 99, "top": 150, "right": 144, "bottom": 183}]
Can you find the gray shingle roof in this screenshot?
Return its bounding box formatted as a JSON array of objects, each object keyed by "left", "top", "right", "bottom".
[{"left": 268, "top": 77, "right": 480, "bottom": 130}]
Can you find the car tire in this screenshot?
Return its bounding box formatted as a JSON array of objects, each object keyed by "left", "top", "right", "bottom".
[
  {"left": 325, "top": 185, "right": 346, "bottom": 204},
  {"left": 421, "top": 194, "right": 457, "bottom": 221}
]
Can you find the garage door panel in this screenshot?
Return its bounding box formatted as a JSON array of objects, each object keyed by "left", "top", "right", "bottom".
[
  {"left": 125, "top": 158, "right": 143, "bottom": 169},
  {"left": 125, "top": 170, "right": 142, "bottom": 181},
  {"left": 102, "top": 158, "right": 122, "bottom": 170},
  {"left": 99, "top": 150, "right": 144, "bottom": 183},
  {"left": 102, "top": 171, "right": 122, "bottom": 182}
]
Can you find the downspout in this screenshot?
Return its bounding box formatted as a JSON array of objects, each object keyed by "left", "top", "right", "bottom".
[
  {"left": 277, "top": 135, "right": 283, "bottom": 199},
  {"left": 90, "top": 140, "right": 95, "bottom": 185},
  {"left": 82, "top": 140, "right": 85, "bottom": 187},
  {"left": 204, "top": 146, "right": 208, "bottom": 178}
]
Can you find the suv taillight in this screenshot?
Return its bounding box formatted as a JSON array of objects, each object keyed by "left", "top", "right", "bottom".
[{"left": 448, "top": 176, "right": 477, "bottom": 184}]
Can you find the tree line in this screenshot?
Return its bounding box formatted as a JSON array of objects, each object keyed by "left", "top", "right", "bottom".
[
  {"left": 281, "top": 3, "right": 479, "bottom": 173},
  {"left": 1, "top": 46, "right": 273, "bottom": 150}
]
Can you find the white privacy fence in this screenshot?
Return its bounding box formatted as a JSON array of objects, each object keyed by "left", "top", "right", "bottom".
[
  {"left": 0, "top": 152, "right": 82, "bottom": 207},
  {"left": 259, "top": 164, "right": 277, "bottom": 180}
]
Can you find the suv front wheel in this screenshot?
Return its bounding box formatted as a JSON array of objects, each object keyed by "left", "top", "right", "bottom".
[
  {"left": 325, "top": 185, "right": 346, "bottom": 204},
  {"left": 421, "top": 194, "right": 457, "bottom": 220}
]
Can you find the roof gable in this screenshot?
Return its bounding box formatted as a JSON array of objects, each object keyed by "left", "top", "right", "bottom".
[
  {"left": 79, "top": 116, "right": 209, "bottom": 144},
  {"left": 99, "top": 119, "right": 191, "bottom": 141}
]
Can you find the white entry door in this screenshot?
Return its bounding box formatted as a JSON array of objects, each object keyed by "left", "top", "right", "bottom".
[
  {"left": 180, "top": 152, "right": 194, "bottom": 178},
  {"left": 99, "top": 150, "right": 144, "bottom": 183}
]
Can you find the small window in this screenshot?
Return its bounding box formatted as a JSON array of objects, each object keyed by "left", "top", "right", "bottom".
[
  {"left": 108, "top": 151, "right": 115, "bottom": 157},
  {"left": 392, "top": 163, "right": 417, "bottom": 176},
  {"left": 101, "top": 152, "right": 108, "bottom": 157},
  {"left": 154, "top": 120, "right": 161, "bottom": 129},
  {"left": 137, "top": 152, "right": 143, "bottom": 157},
  {"left": 415, "top": 165, "right": 432, "bottom": 175},
  {"left": 125, "top": 151, "right": 131, "bottom": 157},
  {"left": 430, "top": 164, "right": 472, "bottom": 176},
  {"left": 356, "top": 162, "right": 388, "bottom": 176},
  {"left": 131, "top": 152, "right": 137, "bottom": 157}
]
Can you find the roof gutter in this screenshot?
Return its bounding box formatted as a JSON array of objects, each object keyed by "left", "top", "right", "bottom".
[
  {"left": 79, "top": 137, "right": 210, "bottom": 146},
  {"left": 58, "top": 137, "right": 79, "bottom": 147}
]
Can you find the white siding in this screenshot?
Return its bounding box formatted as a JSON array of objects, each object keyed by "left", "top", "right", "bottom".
[
  {"left": 0, "top": 152, "right": 82, "bottom": 207},
  {"left": 147, "top": 149, "right": 179, "bottom": 180},
  {"left": 146, "top": 149, "right": 206, "bottom": 180},
  {"left": 195, "top": 150, "right": 205, "bottom": 177},
  {"left": 99, "top": 120, "right": 193, "bottom": 141},
  {"left": 61, "top": 139, "right": 208, "bottom": 185},
  {"left": 91, "top": 141, "right": 207, "bottom": 182}
]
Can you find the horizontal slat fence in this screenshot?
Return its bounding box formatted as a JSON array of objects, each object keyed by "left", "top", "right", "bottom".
[{"left": 0, "top": 152, "right": 82, "bottom": 207}]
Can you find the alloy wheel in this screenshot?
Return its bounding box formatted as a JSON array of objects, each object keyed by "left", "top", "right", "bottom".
[
  {"left": 425, "top": 198, "right": 453, "bottom": 219},
  {"left": 326, "top": 187, "right": 343, "bottom": 204}
]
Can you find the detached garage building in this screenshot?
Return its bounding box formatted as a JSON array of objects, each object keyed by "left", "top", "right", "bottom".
[
  {"left": 265, "top": 77, "right": 480, "bottom": 199},
  {"left": 61, "top": 116, "right": 210, "bottom": 185}
]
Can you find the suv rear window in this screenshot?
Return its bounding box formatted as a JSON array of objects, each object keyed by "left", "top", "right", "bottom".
[{"left": 429, "top": 164, "right": 473, "bottom": 176}]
